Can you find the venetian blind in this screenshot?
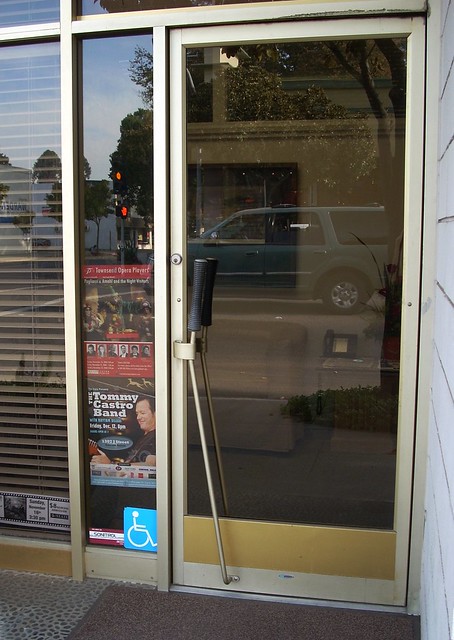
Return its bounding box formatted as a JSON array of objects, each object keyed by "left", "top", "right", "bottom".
[
  {"left": 0, "top": 43, "right": 68, "bottom": 508},
  {"left": 0, "top": 1, "right": 59, "bottom": 27}
]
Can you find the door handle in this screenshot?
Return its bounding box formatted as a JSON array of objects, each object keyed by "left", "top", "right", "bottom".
[
  {"left": 175, "top": 258, "right": 239, "bottom": 586},
  {"left": 245, "top": 251, "right": 259, "bottom": 256}
]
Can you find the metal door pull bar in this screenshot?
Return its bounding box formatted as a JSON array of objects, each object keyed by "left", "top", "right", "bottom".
[
  {"left": 174, "top": 258, "right": 238, "bottom": 586},
  {"left": 198, "top": 257, "right": 229, "bottom": 517}
]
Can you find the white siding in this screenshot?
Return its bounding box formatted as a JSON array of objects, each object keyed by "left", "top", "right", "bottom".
[{"left": 421, "top": 1, "right": 454, "bottom": 638}]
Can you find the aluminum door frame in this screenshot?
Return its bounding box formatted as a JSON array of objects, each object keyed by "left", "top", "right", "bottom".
[{"left": 169, "top": 16, "right": 425, "bottom": 605}]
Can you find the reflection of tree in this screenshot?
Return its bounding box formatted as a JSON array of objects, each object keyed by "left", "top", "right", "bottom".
[
  {"left": 223, "top": 61, "right": 374, "bottom": 193},
  {"left": 14, "top": 211, "right": 34, "bottom": 236},
  {"left": 0, "top": 151, "right": 34, "bottom": 234},
  {"left": 33, "top": 149, "right": 62, "bottom": 224},
  {"left": 0, "top": 152, "right": 10, "bottom": 200},
  {"left": 83, "top": 159, "right": 112, "bottom": 251},
  {"left": 85, "top": 182, "right": 112, "bottom": 250},
  {"left": 129, "top": 47, "right": 153, "bottom": 108},
  {"left": 120, "top": 38, "right": 405, "bottom": 243},
  {"left": 128, "top": 43, "right": 376, "bottom": 201},
  {"left": 325, "top": 40, "right": 406, "bottom": 248},
  {"left": 45, "top": 182, "right": 63, "bottom": 222},
  {"left": 110, "top": 108, "right": 153, "bottom": 219},
  {"left": 32, "top": 149, "right": 61, "bottom": 183},
  {"left": 185, "top": 46, "right": 376, "bottom": 200}
]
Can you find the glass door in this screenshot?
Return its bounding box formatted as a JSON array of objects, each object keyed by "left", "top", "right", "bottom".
[{"left": 170, "top": 18, "right": 425, "bottom": 605}]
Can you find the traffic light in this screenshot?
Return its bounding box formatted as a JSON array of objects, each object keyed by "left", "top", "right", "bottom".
[
  {"left": 116, "top": 202, "right": 129, "bottom": 219},
  {"left": 111, "top": 168, "right": 127, "bottom": 195}
]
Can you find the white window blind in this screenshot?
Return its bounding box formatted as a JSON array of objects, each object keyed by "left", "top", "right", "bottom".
[
  {"left": 0, "top": 1, "right": 59, "bottom": 27},
  {"left": 0, "top": 43, "right": 68, "bottom": 517}
]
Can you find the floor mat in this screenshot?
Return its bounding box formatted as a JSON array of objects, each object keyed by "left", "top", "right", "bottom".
[{"left": 68, "top": 584, "right": 420, "bottom": 640}]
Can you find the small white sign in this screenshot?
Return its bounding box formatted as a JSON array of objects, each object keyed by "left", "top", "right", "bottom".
[{"left": 0, "top": 492, "right": 70, "bottom": 531}]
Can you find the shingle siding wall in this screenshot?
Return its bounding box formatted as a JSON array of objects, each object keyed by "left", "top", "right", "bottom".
[{"left": 421, "top": 1, "right": 454, "bottom": 638}]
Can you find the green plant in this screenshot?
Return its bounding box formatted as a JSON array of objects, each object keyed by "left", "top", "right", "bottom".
[
  {"left": 377, "top": 262, "right": 402, "bottom": 337},
  {"left": 281, "top": 385, "right": 398, "bottom": 432},
  {"left": 281, "top": 389, "right": 336, "bottom": 425},
  {"left": 352, "top": 233, "right": 403, "bottom": 340},
  {"left": 281, "top": 393, "right": 315, "bottom": 422}
]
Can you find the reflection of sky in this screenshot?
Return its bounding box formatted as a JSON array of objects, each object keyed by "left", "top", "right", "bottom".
[
  {"left": 83, "top": 36, "right": 152, "bottom": 180},
  {"left": 0, "top": 1, "right": 59, "bottom": 26},
  {"left": 0, "top": 43, "right": 60, "bottom": 171},
  {"left": 0, "top": 37, "right": 150, "bottom": 181},
  {"left": 82, "top": 0, "right": 106, "bottom": 14}
]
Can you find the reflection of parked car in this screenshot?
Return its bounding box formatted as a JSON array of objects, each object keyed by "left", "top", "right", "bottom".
[
  {"left": 188, "top": 206, "right": 389, "bottom": 313},
  {"left": 32, "top": 237, "right": 51, "bottom": 247}
]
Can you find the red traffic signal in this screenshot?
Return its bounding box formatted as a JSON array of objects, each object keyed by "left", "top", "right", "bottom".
[
  {"left": 111, "top": 167, "right": 128, "bottom": 195},
  {"left": 116, "top": 203, "right": 129, "bottom": 218}
]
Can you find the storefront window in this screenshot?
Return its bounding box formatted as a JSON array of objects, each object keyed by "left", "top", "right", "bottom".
[
  {"left": 0, "top": 42, "right": 67, "bottom": 538},
  {"left": 81, "top": 35, "right": 155, "bottom": 549},
  {"left": 0, "top": 1, "right": 59, "bottom": 26}
]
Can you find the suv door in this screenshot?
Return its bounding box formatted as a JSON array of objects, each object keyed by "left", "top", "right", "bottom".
[
  {"left": 188, "top": 210, "right": 267, "bottom": 286},
  {"left": 264, "top": 209, "right": 326, "bottom": 290}
]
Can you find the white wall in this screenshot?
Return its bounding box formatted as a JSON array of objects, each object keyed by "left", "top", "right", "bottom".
[{"left": 421, "top": 1, "right": 454, "bottom": 638}]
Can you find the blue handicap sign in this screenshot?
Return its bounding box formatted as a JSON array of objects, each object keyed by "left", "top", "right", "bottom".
[{"left": 123, "top": 507, "right": 157, "bottom": 552}]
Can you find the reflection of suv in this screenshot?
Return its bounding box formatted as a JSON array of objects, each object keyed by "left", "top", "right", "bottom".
[{"left": 188, "top": 206, "right": 388, "bottom": 313}]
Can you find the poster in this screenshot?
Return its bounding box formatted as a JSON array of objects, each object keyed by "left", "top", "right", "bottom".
[
  {"left": 0, "top": 492, "right": 70, "bottom": 531},
  {"left": 82, "top": 264, "right": 154, "bottom": 346},
  {"left": 87, "top": 380, "right": 156, "bottom": 489},
  {"left": 82, "top": 264, "right": 156, "bottom": 490}
]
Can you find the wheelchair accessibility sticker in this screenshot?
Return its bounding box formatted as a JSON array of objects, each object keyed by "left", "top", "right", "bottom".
[{"left": 123, "top": 507, "right": 157, "bottom": 552}]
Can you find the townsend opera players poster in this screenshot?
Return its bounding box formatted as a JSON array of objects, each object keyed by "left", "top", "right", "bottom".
[{"left": 82, "top": 264, "right": 156, "bottom": 546}]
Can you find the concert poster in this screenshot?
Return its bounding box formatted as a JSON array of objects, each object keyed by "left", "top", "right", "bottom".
[{"left": 82, "top": 264, "right": 156, "bottom": 541}]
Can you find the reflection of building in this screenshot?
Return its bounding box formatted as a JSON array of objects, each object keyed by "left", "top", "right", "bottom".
[
  {"left": 0, "top": 163, "right": 63, "bottom": 249},
  {"left": 85, "top": 212, "right": 117, "bottom": 250},
  {"left": 188, "top": 118, "right": 382, "bottom": 220},
  {"left": 0, "top": 163, "right": 32, "bottom": 219},
  {"left": 186, "top": 49, "right": 400, "bottom": 230}
]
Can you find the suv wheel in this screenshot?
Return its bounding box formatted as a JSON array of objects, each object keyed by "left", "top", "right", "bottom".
[{"left": 321, "top": 272, "right": 368, "bottom": 314}]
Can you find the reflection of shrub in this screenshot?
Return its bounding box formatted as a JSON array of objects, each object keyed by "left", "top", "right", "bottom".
[
  {"left": 281, "top": 386, "right": 398, "bottom": 432},
  {"left": 281, "top": 394, "right": 314, "bottom": 423},
  {"left": 117, "top": 243, "right": 140, "bottom": 264}
]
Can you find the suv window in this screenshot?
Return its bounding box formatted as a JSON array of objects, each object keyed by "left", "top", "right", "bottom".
[
  {"left": 215, "top": 212, "right": 267, "bottom": 240},
  {"left": 329, "top": 210, "right": 387, "bottom": 245},
  {"left": 270, "top": 211, "right": 324, "bottom": 245}
]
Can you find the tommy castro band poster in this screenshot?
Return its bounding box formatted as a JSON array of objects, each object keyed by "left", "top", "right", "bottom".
[
  {"left": 82, "top": 264, "right": 156, "bottom": 546},
  {"left": 87, "top": 383, "right": 156, "bottom": 489}
]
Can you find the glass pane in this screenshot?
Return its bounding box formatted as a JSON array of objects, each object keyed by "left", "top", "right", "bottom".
[
  {"left": 81, "top": 0, "right": 276, "bottom": 15},
  {"left": 0, "top": 42, "right": 67, "bottom": 539},
  {"left": 186, "top": 40, "right": 405, "bottom": 530},
  {"left": 81, "top": 35, "right": 156, "bottom": 548},
  {"left": 0, "top": 1, "right": 59, "bottom": 26}
]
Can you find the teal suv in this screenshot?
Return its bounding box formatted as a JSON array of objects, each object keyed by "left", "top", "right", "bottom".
[{"left": 188, "top": 206, "right": 388, "bottom": 314}]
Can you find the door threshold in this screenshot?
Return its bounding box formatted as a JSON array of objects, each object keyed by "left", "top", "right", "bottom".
[{"left": 169, "top": 584, "right": 412, "bottom": 615}]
